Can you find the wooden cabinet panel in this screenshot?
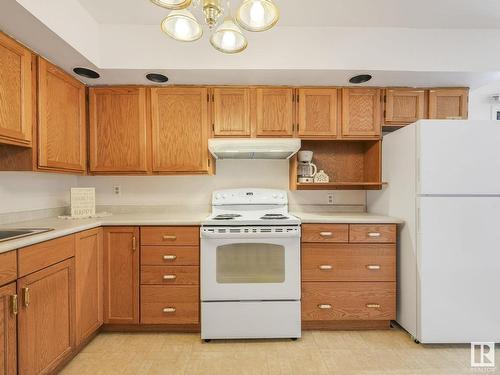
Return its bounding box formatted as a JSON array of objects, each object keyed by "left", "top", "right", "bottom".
[
  {"left": 141, "top": 246, "right": 199, "bottom": 266},
  {"left": 341, "top": 88, "right": 381, "bottom": 139},
  {"left": 151, "top": 87, "right": 210, "bottom": 173},
  {"left": 18, "top": 259, "right": 75, "bottom": 375},
  {"left": 38, "top": 58, "right": 86, "bottom": 172},
  {"left": 213, "top": 88, "right": 251, "bottom": 137},
  {"left": 385, "top": 88, "right": 425, "bottom": 125},
  {"left": 302, "top": 244, "right": 396, "bottom": 282},
  {"left": 302, "top": 282, "right": 396, "bottom": 321},
  {"left": 75, "top": 228, "right": 103, "bottom": 345},
  {"left": 103, "top": 227, "right": 139, "bottom": 324},
  {"left": 429, "top": 88, "right": 468, "bottom": 119},
  {"left": 0, "top": 282, "right": 16, "bottom": 375},
  {"left": 0, "top": 32, "right": 32, "bottom": 147},
  {"left": 141, "top": 266, "right": 199, "bottom": 285},
  {"left": 256, "top": 88, "right": 294, "bottom": 137},
  {"left": 298, "top": 88, "right": 338, "bottom": 138},
  {"left": 89, "top": 87, "right": 150, "bottom": 173},
  {"left": 349, "top": 224, "right": 397, "bottom": 243},
  {"left": 301, "top": 224, "right": 349, "bottom": 243},
  {"left": 140, "top": 226, "right": 200, "bottom": 246},
  {"left": 0, "top": 251, "right": 17, "bottom": 286},
  {"left": 141, "top": 285, "right": 199, "bottom": 324}
]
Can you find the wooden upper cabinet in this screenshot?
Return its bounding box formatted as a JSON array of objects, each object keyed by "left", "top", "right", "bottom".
[
  {"left": 256, "top": 88, "right": 294, "bottom": 137},
  {"left": 89, "top": 87, "right": 150, "bottom": 173},
  {"left": 429, "top": 88, "right": 468, "bottom": 120},
  {"left": 0, "top": 32, "right": 32, "bottom": 147},
  {"left": 151, "top": 87, "right": 210, "bottom": 173},
  {"left": 298, "top": 88, "right": 338, "bottom": 139},
  {"left": 341, "top": 88, "right": 381, "bottom": 139},
  {"left": 38, "top": 58, "right": 86, "bottom": 172},
  {"left": 213, "top": 87, "right": 251, "bottom": 137},
  {"left": 385, "top": 88, "right": 425, "bottom": 125},
  {"left": 0, "top": 282, "right": 16, "bottom": 375}
]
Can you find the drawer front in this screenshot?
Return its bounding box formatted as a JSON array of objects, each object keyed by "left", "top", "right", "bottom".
[
  {"left": 141, "top": 227, "right": 199, "bottom": 246},
  {"left": 141, "top": 266, "right": 199, "bottom": 285},
  {"left": 0, "top": 251, "right": 17, "bottom": 285},
  {"left": 302, "top": 282, "right": 395, "bottom": 321},
  {"left": 302, "top": 244, "right": 395, "bottom": 282},
  {"left": 141, "top": 246, "right": 199, "bottom": 266},
  {"left": 141, "top": 285, "right": 199, "bottom": 324},
  {"left": 302, "top": 224, "right": 349, "bottom": 243},
  {"left": 349, "top": 225, "right": 396, "bottom": 243}
]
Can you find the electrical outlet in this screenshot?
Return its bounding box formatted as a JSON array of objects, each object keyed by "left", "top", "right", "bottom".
[
  {"left": 327, "top": 193, "right": 334, "bottom": 205},
  {"left": 113, "top": 186, "right": 121, "bottom": 195}
]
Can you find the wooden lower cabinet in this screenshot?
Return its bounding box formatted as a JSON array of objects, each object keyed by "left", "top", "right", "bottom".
[
  {"left": 18, "top": 258, "right": 75, "bottom": 375},
  {"left": 0, "top": 282, "right": 17, "bottom": 375}
]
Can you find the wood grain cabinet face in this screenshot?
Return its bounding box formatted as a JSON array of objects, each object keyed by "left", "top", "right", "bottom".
[
  {"left": 256, "top": 88, "right": 294, "bottom": 137},
  {"left": 75, "top": 228, "right": 103, "bottom": 345},
  {"left": 429, "top": 88, "right": 468, "bottom": 120},
  {"left": 103, "top": 227, "right": 139, "bottom": 325},
  {"left": 341, "top": 88, "right": 381, "bottom": 139},
  {"left": 89, "top": 87, "right": 150, "bottom": 173},
  {"left": 0, "top": 32, "right": 32, "bottom": 147},
  {"left": 38, "top": 58, "right": 86, "bottom": 172},
  {"left": 0, "top": 282, "right": 17, "bottom": 375},
  {"left": 298, "top": 88, "right": 338, "bottom": 139},
  {"left": 151, "top": 87, "right": 210, "bottom": 173},
  {"left": 385, "top": 88, "right": 425, "bottom": 125},
  {"left": 18, "top": 259, "right": 75, "bottom": 375},
  {"left": 213, "top": 88, "right": 251, "bottom": 137}
]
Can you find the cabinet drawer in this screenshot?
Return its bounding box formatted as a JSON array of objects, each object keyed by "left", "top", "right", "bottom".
[
  {"left": 141, "top": 266, "right": 199, "bottom": 285},
  {"left": 302, "top": 244, "right": 395, "bottom": 282},
  {"left": 302, "top": 224, "right": 349, "bottom": 243},
  {"left": 141, "top": 285, "right": 199, "bottom": 324},
  {"left": 141, "top": 227, "right": 199, "bottom": 246},
  {"left": 141, "top": 246, "right": 199, "bottom": 266},
  {"left": 302, "top": 282, "right": 395, "bottom": 321},
  {"left": 0, "top": 251, "right": 17, "bottom": 285},
  {"left": 349, "top": 225, "right": 396, "bottom": 243}
]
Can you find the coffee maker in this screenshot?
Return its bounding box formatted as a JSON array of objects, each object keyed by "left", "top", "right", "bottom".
[{"left": 297, "top": 151, "right": 317, "bottom": 183}]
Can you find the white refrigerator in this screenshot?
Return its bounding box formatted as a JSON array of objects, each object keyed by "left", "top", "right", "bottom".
[{"left": 368, "top": 120, "right": 500, "bottom": 344}]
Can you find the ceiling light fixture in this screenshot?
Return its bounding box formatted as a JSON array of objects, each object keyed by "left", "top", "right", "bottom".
[
  {"left": 349, "top": 74, "right": 373, "bottom": 84},
  {"left": 73, "top": 67, "right": 100, "bottom": 79},
  {"left": 150, "top": 0, "right": 279, "bottom": 53},
  {"left": 146, "top": 73, "right": 169, "bottom": 83}
]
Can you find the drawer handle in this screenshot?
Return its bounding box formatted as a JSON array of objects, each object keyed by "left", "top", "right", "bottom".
[
  {"left": 163, "top": 275, "right": 177, "bottom": 280},
  {"left": 366, "top": 303, "right": 381, "bottom": 309},
  {"left": 319, "top": 232, "right": 333, "bottom": 237},
  {"left": 318, "top": 304, "right": 332, "bottom": 309},
  {"left": 368, "top": 232, "right": 381, "bottom": 237},
  {"left": 163, "top": 307, "right": 176, "bottom": 313},
  {"left": 163, "top": 235, "right": 177, "bottom": 240},
  {"left": 163, "top": 255, "right": 177, "bottom": 261},
  {"left": 319, "top": 265, "right": 333, "bottom": 270},
  {"left": 366, "top": 264, "right": 381, "bottom": 270}
]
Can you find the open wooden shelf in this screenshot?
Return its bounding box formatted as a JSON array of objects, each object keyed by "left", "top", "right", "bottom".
[{"left": 296, "top": 182, "right": 383, "bottom": 190}]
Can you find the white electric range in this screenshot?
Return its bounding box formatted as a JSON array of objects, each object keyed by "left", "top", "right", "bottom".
[{"left": 200, "top": 189, "right": 302, "bottom": 341}]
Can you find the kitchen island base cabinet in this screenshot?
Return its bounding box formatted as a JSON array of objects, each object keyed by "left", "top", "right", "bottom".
[{"left": 0, "top": 282, "right": 17, "bottom": 375}]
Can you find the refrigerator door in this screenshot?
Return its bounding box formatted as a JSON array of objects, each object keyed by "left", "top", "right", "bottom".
[
  {"left": 418, "top": 196, "right": 500, "bottom": 343},
  {"left": 418, "top": 121, "right": 500, "bottom": 195}
]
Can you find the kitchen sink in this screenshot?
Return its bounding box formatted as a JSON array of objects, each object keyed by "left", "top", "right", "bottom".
[{"left": 0, "top": 228, "right": 54, "bottom": 242}]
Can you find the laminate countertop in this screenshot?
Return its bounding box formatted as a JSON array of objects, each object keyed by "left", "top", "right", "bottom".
[{"left": 292, "top": 212, "right": 403, "bottom": 225}]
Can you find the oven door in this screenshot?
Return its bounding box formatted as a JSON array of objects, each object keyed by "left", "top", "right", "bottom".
[{"left": 201, "top": 231, "right": 300, "bottom": 301}]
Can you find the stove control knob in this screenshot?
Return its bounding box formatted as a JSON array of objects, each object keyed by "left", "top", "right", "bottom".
[
  {"left": 279, "top": 194, "right": 285, "bottom": 199},
  {"left": 272, "top": 194, "right": 278, "bottom": 199},
  {"left": 215, "top": 193, "right": 221, "bottom": 200},
  {"left": 222, "top": 194, "right": 227, "bottom": 199}
]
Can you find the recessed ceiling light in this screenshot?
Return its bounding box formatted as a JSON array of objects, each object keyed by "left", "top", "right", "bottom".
[
  {"left": 349, "top": 74, "right": 372, "bottom": 84},
  {"left": 73, "top": 67, "right": 100, "bottom": 79},
  {"left": 146, "top": 73, "right": 169, "bottom": 83}
]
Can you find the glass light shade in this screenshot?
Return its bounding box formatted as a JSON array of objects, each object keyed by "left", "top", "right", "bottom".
[
  {"left": 236, "top": 0, "right": 279, "bottom": 32},
  {"left": 161, "top": 9, "right": 203, "bottom": 42},
  {"left": 150, "top": 0, "right": 192, "bottom": 10},
  {"left": 210, "top": 18, "right": 248, "bottom": 54}
]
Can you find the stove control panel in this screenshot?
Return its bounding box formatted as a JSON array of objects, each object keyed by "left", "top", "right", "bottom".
[{"left": 212, "top": 189, "right": 287, "bottom": 205}]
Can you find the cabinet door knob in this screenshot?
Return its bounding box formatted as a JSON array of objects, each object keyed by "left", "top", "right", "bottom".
[
  {"left": 22, "top": 288, "right": 30, "bottom": 308},
  {"left": 319, "top": 232, "right": 333, "bottom": 237},
  {"left": 318, "top": 304, "right": 332, "bottom": 309},
  {"left": 368, "top": 232, "right": 381, "bottom": 237},
  {"left": 319, "top": 265, "right": 333, "bottom": 270},
  {"left": 163, "top": 307, "right": 176, "bottom": 313},
  {"left": 163, "top": 255, "right": 177, "bottom": 261},
  {"left": 366, "top": 303, "right": 381, "bottom": 309},
  {"left": 366, "top": 264, "right": 381, "bottom": 270},
  {"left": 11, "top": 294, "right": 18, "bottom": 315},
  {"left": 162, "top": 235, "right": 177, "bottom": 240},
  {"left": 163, "top": 275, "right": 177, "bottom": 280}
]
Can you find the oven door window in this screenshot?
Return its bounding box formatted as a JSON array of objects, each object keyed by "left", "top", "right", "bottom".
[{"left": 216, "top": 243, "right": 285, "bottom": 283}]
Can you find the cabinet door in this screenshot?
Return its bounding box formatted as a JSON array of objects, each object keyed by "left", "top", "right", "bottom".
[
  {"left": 385, "top": 88, "right": 425, "bottom": 125},
  {"left": 298, "top": 88, "right": 338, "bottom": 139},
  {"left": 75, "top": 228, "right": 103, "bottom": 345},
  {"left": 428, "top": 88, "right": 468, "bottom": 120},
  {"left": 0, "top": 283, "right": 16, "bottom": 375},
  {"left": 213, "top": 88, "right": 251, "bottom": 137},
  {"left": 89, "top": 87, "right": 150, "bottom": 173},
  {"left": 0, "top": 32, "right": 32, "bottom": 147},
  {"left": 103, "top": 227, "right": 139, "bottom": 324},
  {"left": 256, "top": 88, "right": 294, "bottom": 137},
  {"left": 151, "top": 87, "right": 210, "bottom": 173},
  {"left": 18, "top": 259, "right": 75, "bottom": 375},
  {"left": 341, "top": 88, "right": 381, "bottom": 139},
  {"left": 38, "top": 58, "right": 86, "bottom": 172}
]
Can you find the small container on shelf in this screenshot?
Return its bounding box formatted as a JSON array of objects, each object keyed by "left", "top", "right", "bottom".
[{"left": 313, "top": 170, "right": 330, "bottom": 183}]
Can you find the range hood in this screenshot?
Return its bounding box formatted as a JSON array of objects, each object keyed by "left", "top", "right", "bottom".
[{"left": 208, "top": 138, "right": 301, "bottom": 160}]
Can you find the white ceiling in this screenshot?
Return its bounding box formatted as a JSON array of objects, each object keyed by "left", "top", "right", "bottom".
[{"left": 78, "top": 0, "right": 500, "bottom": 29}]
